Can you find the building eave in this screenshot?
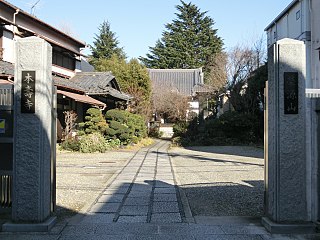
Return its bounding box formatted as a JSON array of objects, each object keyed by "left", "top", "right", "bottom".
[
  {"left": 264, "top": 0, "right": 299, "bottom": 31},
  {"left": 1, "top": 0, "right": 86, "bottom": 48}
]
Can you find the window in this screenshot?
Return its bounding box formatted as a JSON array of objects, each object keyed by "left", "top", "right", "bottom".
[
  {"left": 296, "top": 10, "right": 301, "bottom": 20},
  {"left": 52, "top": 51, "right": 76, "bottom": 70}
]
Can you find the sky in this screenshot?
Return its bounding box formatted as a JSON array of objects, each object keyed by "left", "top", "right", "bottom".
[{"left": 8, "top": 0, "right": 293, "bottom": 59}]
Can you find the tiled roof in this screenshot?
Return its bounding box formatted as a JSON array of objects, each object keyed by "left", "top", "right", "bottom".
[
  {"left": 0, "top": 61, "right": 130, "bottom": 101},
  {"left": 105, "top": 88, "right": 132, "bottom": 101},
  {"left": 53, "top": 75, "right": 84, "bottom": 93},
  {"left": 148, "top": 68, "right": 204, "bottom": 96},
  {"left": 69, "top": 72, "right": 115, "bottom": 94},
  {"left": 55, "top": 72, "right": 131, "bottom": 101},
  {"left": 0, "top": 60, "right": 14, "bottom": 76}
]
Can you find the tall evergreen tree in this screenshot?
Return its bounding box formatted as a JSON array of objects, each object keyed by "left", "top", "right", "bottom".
[
  {"left": 139, "top": 1, "right": 223, "bottom": 75},
  {"left": 90, "top": 21, "right": 126, "bottom": 63},
  {"left": 94, "top": 55, "right": 152, "bottom": 119}
]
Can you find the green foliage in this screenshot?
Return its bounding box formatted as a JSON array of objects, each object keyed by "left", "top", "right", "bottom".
[
  {"left": 173, "top": 121, "right": 189, "bottom": 137},
  {"left": 78, "top": 108, "right": 108, "bottom": 135},
  {"left": 139, "top": 0, "right": 223, "bottom": 78},
  {"left": 244, "top": 64, "right": 268, "bottom": 115},
  {"left": 60, "top": 137, "right": 80, "bottom": 152},
  {"left": 94, "top": 55, "right": 152, "bottom": 118},
  {"left": 78, "top": 132, "right": 109, "bottom": 153},
  {"left": 90, "top": 20, "right": 126, "bottom": 63},
  {"left": 173, "top": 111, "right": 263, "bottom": 146},
  {"left": 106, "top": 139, "right": 121, "bottom": 148},
  {"left": 148, "top": 125, "right": 163, "bottom": 138},
  {"left": 105, "top": 109, "right": 147, "bottom": 145}
]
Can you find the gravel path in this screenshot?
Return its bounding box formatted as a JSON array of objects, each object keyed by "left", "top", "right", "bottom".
[
  {"left": 55, "top": 150, "right": 137, "bottom": 221},
  {"left": 169, "top": 145, "right": 264, "bottom": 218}
]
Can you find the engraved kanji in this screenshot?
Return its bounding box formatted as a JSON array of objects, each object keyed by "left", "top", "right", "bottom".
[
  {"left": 24, "top": 99, "right": 33, "bottom": 110},
  {"left": 23, "top": 85, "right": 34, "bottom": 98},
  {"left": 24, "top": 73, "right": 34, "bottom": 84}
]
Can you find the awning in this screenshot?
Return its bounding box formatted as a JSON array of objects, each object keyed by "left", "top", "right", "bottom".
[
  {"left": 57, "top": 89, "right": 106, "bottom": 108},
  {"left": 0, "top": 79, "right": 13, "bottom": 85}
]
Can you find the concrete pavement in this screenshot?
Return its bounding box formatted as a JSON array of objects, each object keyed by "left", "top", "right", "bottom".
[{"left": 1, "top": 140, "right": 319, "bottom": 239}]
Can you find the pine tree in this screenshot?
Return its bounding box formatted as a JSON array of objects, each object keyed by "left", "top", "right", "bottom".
[
  {"left": 139, "top": 1, "right": 223, "bottom": 77},
  {"left": 90, "top": 21, "right": 126, "bottom": 63}
]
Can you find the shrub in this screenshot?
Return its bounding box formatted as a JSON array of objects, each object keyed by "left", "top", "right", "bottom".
[
  {"left": 148, "top": 125, "right": 163, "bottom": 138},
  {"left": 60, "top": 137, "right": 80, "bottom": 151},
  {"left": 78, "top": 108, "right": 108, "bottom": 135},
  {"left": 106, "top": 139, "right": 121, "bottom": 148},
  {"left": 105, "top": 109, "right": 147, "bottom": 145},
  {"left": 172, "top": 121, "right": 189, "bottom": 137},
  {"left": 78, "top": 132, "right": 109, "bottom": 153},
  {"left": 173, "top": 111, "right": 262, "bottom": 146},
  {"left": 217, "top": 111, "right": 260, "bottom": 142}
]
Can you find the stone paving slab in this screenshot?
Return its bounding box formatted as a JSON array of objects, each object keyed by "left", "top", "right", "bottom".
[
  {"left": 79, "top": 213, "right": 114, "bottom": 224},
  {"left": 154, "top": 193, "right": 178, "bottom": 202},
  {"left": 97, "top": 194, "right": 125, "bottom": 203},
  {"left": 159, "top": 224, "right": 225, "bottom": 235},
  {"left": 154, "top": 181, "right": 174, "bottom": 188},
  {"left": 59, "top": 235, "right": 127, "bottom": 240},
  {"left": 102, "top": 188, "right": 129, "bottom": 194},
  {"left": 120, "top": 205, "right": 149, "bottom": 215},
  {"left": 117, "top": 216, "right": 148, "bottom": 223},
  {"left": 61, "top": 225, "right": 96, "bottom": 235},
  {"left": 152, "top": 202, "right": 179, "bottom": 213},
  {"left": 154, "top": 187, "right": 176, "bottom": 194},
  {"left": 127, "top": 191, "right": 152, "bottom": 198},
  {"left": 0, "top": 235, "right": 60, "bottom": 240},
  {"left": 150, "top": 213, "right": 182, "bottom": 223},
  {"left": 220, "top": 225, "right": 268, "bottom": 235},
  {"left": 194, "top": 235, "right": 264, "bottom": 240},
  {"left": 93, "top": 223, "right": 159, "bottom": 235},
  {"left": 124, "top": 197, "right": 150, "bottom": 205},
  {"left": 89, "top": 202, "right": 120, "bottom": 213}
]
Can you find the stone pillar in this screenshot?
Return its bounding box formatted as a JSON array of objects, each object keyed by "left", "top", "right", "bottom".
[
  {"left": 3, "top": 37, "right": 56, "bottom": 231},
  {"left": 262, "top": 38, "right": 313, "bottom": 233}
]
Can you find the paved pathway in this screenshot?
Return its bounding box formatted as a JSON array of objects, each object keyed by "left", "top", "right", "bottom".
[
  {"left": 1, "top": 140, "right": 320, "bottom": 239},
  {"left": 74, "top": 140, "right": 183, "bottom": 224}
]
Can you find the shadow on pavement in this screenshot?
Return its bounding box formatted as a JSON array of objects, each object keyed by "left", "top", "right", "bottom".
[
  {"left": 154, "top": 150, "right": 264, "bottom": 167},
  {"left": 72, "top": 179, "right": 182, "bottom": 224},
  {"left": 180, "top": 180, "right": 264, "bottom": 218},
  {"left": 181, "top": 145, "right": 264, "bottom": 159},
  {"left": 169, "top": 152, "right": 264, "bottom": 167}
]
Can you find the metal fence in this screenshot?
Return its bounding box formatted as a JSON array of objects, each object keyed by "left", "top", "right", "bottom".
[{"left": 0, "top": 84, "right": 13, "bottom": 208}]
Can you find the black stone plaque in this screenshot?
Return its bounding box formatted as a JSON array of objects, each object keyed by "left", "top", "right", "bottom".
[
  {"left": 21, "top": 71, "right": 36, "bottom": 113},
  {"left": 0, "top": 143, "right": 13, "bottom": 171},
  {"left": 284, "top": 72, "right": 298, "bottom": 114}
]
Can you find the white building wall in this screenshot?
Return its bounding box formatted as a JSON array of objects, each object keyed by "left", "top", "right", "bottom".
[
  {"left": 52, "top": 65, "right": 75, "bottom": 78},
  {"left": 287, "top": 2, "right": 303, "bottom": 38},
  {"left": 2, "top": 29, "right": 15, "bottom": 63},
  {"left": 2, "top": 25, "right": 78, "bottom": 78},
  {"left": 266, "top": 1, "right": 311, "bottom": 48}
]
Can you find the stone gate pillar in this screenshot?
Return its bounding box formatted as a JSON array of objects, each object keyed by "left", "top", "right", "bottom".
[
  {"left": 262, "top": 38, "right": 313, "bottom": 233},
  {"left": 3, "top": 37, "right": 56, "bottom": 231}
]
